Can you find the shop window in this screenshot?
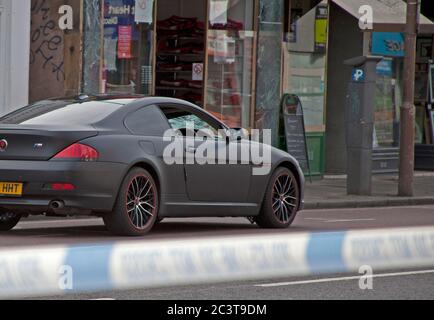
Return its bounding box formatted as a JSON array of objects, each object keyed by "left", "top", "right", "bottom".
[
  {"left": 155, "top": 0, "right": 207, "bottom": 106},
  {"left": 205, "top": 0, "right": 256, "bottom": 129},
  {"left": 286, "top": 1, "right": 328, "bottom": 132},
  {"left": 414, "top": 36, "right": 434, "bottom": 145},
  {"left": 373, "top": 58, "right": 402, "bottom": 149},
  {"left": 287, "top": 53, "right": 326, "bottom": 130},
  {"left": 103, "top": 0, "right": 155, "bottom": 95}
]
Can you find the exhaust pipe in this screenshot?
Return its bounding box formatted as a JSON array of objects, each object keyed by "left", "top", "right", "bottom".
[{"left": 49, "top": 200, "right": 65, "bottom": 210}]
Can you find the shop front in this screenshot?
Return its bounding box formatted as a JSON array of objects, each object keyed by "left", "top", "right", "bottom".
[
  {"left": 83, "top": 0, "right": 284, "bottom": 134},
  {"left": 370, "top": 32, "right": 403, "bottom": 173},
  {"left": 325, "top": 0, "right": 434, "bottom": 175},
  {"left": 283, "top": 0, "right": 327, "bottom": 177},
  {"left": 0, "top": 0, "right": 31, "bottom": 116}
]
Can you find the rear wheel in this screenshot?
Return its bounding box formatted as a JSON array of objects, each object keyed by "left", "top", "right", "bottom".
[
  {"left": 103, "top": 168, "right": 159, "bottom": 236},
  {"left": 256, "top": 167, "right": 300, "bottom": 229},
  {"left": 0, "top": 210, "right": 21, "bottom": 231}
]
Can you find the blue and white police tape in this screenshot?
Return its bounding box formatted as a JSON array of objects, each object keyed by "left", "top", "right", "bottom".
[{"left": 1, "top": 226, "right": 434, "bottom": 298}]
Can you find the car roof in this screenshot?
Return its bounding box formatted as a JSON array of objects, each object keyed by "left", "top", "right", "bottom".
[
  {"left": 65, "top": 94, "right": 200, "bottom": 108},
  {"left": 79, "top": 95, "right": 230, "bottom": 129}
]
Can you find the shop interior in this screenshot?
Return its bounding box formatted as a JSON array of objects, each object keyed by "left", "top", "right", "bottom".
[
  {"left": 155, "top": 0, "right": 207, "bottom": 107},
  {"left": 103, "top": 0, "right": 256, "bottom": 129}
]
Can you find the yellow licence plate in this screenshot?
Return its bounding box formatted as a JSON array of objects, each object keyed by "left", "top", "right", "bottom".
[{"left": 0, "top": 182, "right": 23, "bottom": 196}]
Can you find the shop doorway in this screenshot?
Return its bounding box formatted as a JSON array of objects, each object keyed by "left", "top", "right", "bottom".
[{"left": 155, "top": 0, "right": 207, "bottom": 107}]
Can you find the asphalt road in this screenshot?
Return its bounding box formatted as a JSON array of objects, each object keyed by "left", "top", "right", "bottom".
[
  {"left": 45, "top": 268, "right": 434, "bottom": 300},
  {"left": 2, "top": 205, "right": 434, "bottom": 300}
]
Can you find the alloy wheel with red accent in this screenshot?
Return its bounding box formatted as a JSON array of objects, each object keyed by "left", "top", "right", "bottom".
[
  {"left": 103, "top": 168, "right": 159, "bottom": 236},
  {"left": 126, "top": 174, "right": 156, "bottom": 229},
  {"left": 255, "top": 167, "right": 300, "bottom": 229}
]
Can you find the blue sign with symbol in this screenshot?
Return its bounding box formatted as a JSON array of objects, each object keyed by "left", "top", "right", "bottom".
[
  {"left": 352, "top": 69, "right": 365, "bottom": 82},
  {"left": 376, "top": 59, "right": 393, "bottom": 77},
  {"left": 372, "top": 32, "right": 405, "bottom": 57}
]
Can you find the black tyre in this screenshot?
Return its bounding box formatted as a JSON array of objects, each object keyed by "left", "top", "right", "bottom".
[
  {"left": 256, "top": 167, "right": 300, "bottom": 229},
  {"left": 155, "top": 217, "right": 164, "bottom": 224},
  {"left": 0, "top": 210, "right": 21, "bottom": 231},
  {"left": 103, "top": 168, "right": 159, "bottom": 236}
]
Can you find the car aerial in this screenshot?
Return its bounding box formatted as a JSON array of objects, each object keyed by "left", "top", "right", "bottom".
[{"left": 0, "top": 95, "right": 305, "bottom": 236}]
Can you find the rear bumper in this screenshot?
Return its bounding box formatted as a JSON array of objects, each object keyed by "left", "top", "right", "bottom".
[{"left": 0, "top": 160, "right": 128, "bottom": 214}]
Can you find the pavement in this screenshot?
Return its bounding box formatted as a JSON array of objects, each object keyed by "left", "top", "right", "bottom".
[
  {"left": 1, "top": 205, "right": 434, "bottom": 300},
  {"left": 304, "top": 172, "right": 434, "bottom": 209}
]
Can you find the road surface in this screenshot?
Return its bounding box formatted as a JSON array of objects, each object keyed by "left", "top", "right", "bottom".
[{"left": 1, "top": 205, "right": 433, "bottom": 300}]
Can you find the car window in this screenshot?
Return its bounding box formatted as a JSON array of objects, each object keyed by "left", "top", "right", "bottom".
[
  {"left": 160, "top": 106, "right": 223, "bottom": 139},
  {"left": 124, "top": 105, "right": 171, "bottom": 136},
  {"left": 0, "top": 100, "right": 124, "bottom": 125},
  {"left": 169, "top": 114, "right": 213, "bottom": 131}
]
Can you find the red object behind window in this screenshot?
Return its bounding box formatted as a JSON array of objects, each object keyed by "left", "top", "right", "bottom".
[{"left": 52, "top": 143, "right": 99, "bottom": 162}]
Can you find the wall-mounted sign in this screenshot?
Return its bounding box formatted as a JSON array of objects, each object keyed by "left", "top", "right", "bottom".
[
  {"left": 371, "top": 32, "right": 405, "bottom": 57},
  {"left": 352, "top": 68, "right": 365, "bottom": 82},
  {"left": 209, "top": 0, "right": 228, "bottom": 26},
  {"left": 192, "top": 63, "right": 204, "bottom": 81},
  {"left": 376, "top": 58, "right": 393, "bottom": 77},
  {"left": 104, "top": 0, "right": 136, "bottom": 26},
  {"left": 104, "top": 0, "right": 140, "bottom": 41},
  {"left": 117, "top": 25, "right": 133, "bottom": 59},
  {"left": 209, "top": 32, "right": 235, "bottom": 64},
  {"left": 314, "top": 4, "right": 328, "bottom": 53},
  {"left": 134, "top": 0, "right": 154, "bottom": 24}
]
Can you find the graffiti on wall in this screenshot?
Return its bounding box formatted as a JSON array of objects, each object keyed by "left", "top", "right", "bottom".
[{"left": 30, "top": 0, "right": 65, "bottom": 102}]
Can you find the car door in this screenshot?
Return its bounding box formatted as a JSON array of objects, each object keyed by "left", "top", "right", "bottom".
[
  {"left": 124, "top": 105, "right": 188, "bottom": 198},
  {"left": 160, "top": 104, "right": 252, "bottom": 203}
]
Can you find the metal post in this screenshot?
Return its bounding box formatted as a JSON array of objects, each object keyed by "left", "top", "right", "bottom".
[
  {"left": 398, "top": 1, "right": 420, "bottom": 197},
  {"left": 344, "top": 56, "right": 382, "bottom": 196}
]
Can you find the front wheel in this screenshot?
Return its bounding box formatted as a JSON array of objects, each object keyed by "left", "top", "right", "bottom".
[
  {"left": 256, "top": 167, "right": 300, "bottom": 229},
  {"left": 104, "top": 168, "right": 159, "bottom": 236},
  {"left": 0, "top": 210, "right": 21, "bottom": 231}
]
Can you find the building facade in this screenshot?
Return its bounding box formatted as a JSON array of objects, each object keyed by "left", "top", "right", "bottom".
[
  {"left": 283, "top": 0, "right": 434, "bottom": 176},
  {"left": 0, "top": 0, "right": 31, "bottom": 116},
  {"left": 3, "top": 0, "right": 434, "bottom": 176}
]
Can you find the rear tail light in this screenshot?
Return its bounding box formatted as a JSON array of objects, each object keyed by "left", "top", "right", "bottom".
[
  {"left": 52, "top": 143, "right": 99, "bottom": 162},
  {"left": 51, "top": 183, "right": 75, "bottom": 191}
]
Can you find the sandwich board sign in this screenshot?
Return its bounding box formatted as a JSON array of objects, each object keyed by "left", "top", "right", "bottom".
[{"left": 282, "top": 94, "right": 312, "bottom": 177}]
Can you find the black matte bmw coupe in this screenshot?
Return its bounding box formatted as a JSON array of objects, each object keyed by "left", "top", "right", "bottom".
[{"left": 0, "top": 96, "right": 304, "bottom": 236}]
